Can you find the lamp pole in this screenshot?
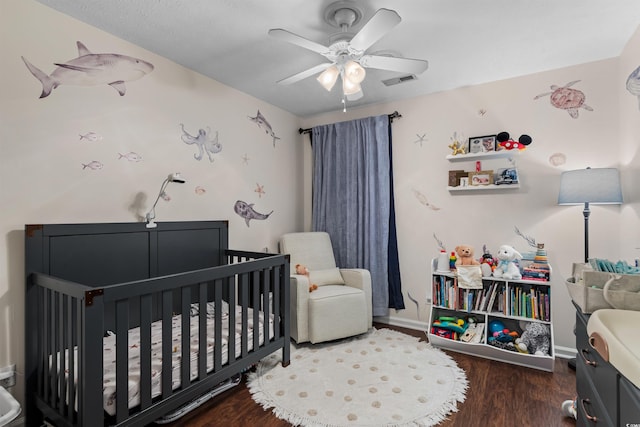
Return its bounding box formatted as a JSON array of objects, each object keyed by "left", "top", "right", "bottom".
[{"left": 583, "top": 201, "right": 590, "bottom": 263}]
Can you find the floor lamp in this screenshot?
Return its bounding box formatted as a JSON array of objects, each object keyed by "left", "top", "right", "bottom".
[
  {"left": 558, "top": 167, "right": 622, "bottom": 371},
  {"left": 558, "top": 167, "right": 623, "bottom": 263}
]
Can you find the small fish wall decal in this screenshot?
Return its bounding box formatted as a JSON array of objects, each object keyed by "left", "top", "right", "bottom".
[
  {"left": 179, "top": 124, "right": 222, "bottom": 162},
  {"left": 534, "top": 80, "right": 593, "bottom": 119},
  {"left": 195, "top": 186, "right": 206, "bottom": 195},
  {"left": 233, "top": 200, "right": 273, "bottom": 227},
  {"left": 82, "top": 160, "right": 103, "bottom": 170},
  {"left": 118, "top": 152, "right": 142, "bottom": 162},
  {"left": 248, "top": 110, "right": 280, "bottom": 147},
  {"left": 79, "top": 132, "right": 102, "bottom": 142},
  {"left": 22, "top": 41, "right": 154, "bottom": 98},
  {"left": 626, "top": 65, "right": 640, "bottom": 110}
]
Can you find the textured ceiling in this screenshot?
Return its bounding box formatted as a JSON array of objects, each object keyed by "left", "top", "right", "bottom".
[{"left": 36, "top": 0, "right": 640, "bottom": 117}]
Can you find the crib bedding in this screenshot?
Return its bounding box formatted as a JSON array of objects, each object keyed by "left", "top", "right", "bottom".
[{"left": 58, "top": 303, "right": 273, "bottom": 416}]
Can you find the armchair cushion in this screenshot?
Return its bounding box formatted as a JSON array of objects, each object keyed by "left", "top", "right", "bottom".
[{"left": 309, "top": 267, "right": 345, "bottom": 286}]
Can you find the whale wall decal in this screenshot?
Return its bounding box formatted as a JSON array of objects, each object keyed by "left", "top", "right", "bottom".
[{"left": 22, "top": 41, "right": 154, "bottom": 98}]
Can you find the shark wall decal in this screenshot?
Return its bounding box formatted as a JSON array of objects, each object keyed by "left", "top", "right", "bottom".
[{"left": 22, "top": 41, "right": 154, "bottom": 98}]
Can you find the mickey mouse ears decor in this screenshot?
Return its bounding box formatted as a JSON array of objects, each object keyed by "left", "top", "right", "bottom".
[{"left": 497, "top": 131, "right": 533, "bottom": 150}]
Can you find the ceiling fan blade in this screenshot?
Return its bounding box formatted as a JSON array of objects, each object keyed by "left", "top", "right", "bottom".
[
  {"left": 349, "top": 9, "right": 401, "bottom": 53},
  {"left": 268, "top": 29, "right": 330, "bottom": 56},
  {"left": 276, "top": 62, "right": 333, "bottom": 85},
  {"left": 360, "top": 55, "right": 428, "bottom": 74}
]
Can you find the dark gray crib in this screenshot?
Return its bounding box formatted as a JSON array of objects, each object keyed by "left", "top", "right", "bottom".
[{"left": 24, "top": 221, "right": 290, "bottom": 426}]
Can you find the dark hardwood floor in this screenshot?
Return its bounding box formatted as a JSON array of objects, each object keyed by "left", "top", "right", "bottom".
[{"left": 159, "top": 323, "right": 576, "bottom": 427}]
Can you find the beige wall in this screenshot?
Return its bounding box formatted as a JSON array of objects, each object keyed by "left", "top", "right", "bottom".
[
  {"left": 301, "top": 33, "right": 640, "bottom": 355},
  {"left": 2, "top": 0, "right": 640, "bottom": 412},
  {"left": 619, "top": 26, "right": 640, "bottom": 258},
  {"left": 0, "top": 0, "right": 304, "bottom": 405}
]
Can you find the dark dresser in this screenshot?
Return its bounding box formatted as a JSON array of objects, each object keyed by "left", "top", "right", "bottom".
[{"left": 574, "top": 302, "right": 640, "bottom": 426}]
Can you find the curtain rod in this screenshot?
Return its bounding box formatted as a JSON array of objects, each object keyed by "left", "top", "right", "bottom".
[{"left": 298, "top": 111, "right": 402, "bottom": 135}]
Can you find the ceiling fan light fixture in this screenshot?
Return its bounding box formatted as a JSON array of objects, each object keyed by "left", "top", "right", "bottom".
[
  {"left": 317, "top": 65, "right": 340, "bottom": 91},
  {"left": 342, "top": 75, "right": 361, "bottom": 95},
  {"left": 344, "top": 60, "right": 366, "bottom": 83}
]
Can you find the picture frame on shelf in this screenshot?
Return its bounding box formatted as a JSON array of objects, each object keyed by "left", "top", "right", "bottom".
[
  {"left": 495, "top": 168, "right": 519, "bottom": 185},
  {"left": 469, "top": 170, "right": 493, "bottom": 186},
  {"left": 448, "top": 169, "right": 465, "bottom": 187},
  {"left": 468, "top": 135, "right": 497, "bottom": 154}
]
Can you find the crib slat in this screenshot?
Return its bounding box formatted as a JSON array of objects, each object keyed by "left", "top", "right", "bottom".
[
  {"left": 263, "top": 268, "right": 271, "bottom": 345},
  {"left": 213, "top": 282, "right": 222, "bottom": 372},
  {"left": 139, "top": 293, "right": 153, "bottom": 410},
  {"left": 59, "top": 295, "right": 67, "bottom": 416},
  {"left": 115, "top": 299, "right": 130, "bottom": 423},
  {"left": 227, "top": 278, "right": 236, "bottom": 364},
  {"left": 37, "top": 287, "right": 46, "bottom": 399},
  {"left": 67, "top": 296, "right": 77, "bottom": 424},
  {"left": 272, "top": 266, "right": 280, "bottom": 340},
  {"left": 180, "top": 286, "right": 191, "bottom": 389},
  {"left": 49, "top": 291, "right": 57, "bottom": 407},
  {"left": 240, "top": 273, "right": 249, "bottom": 358},
  {"left": 198, "top": 283, "right": 207, "bottom": 379},
  {"left": 161, "top": 290, "right": 173, "bottom": 398},
  {"left": 252, "top": 271, "right": 260, "bottom": 351}
]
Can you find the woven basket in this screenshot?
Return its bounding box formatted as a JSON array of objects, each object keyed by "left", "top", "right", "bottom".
[{"left": 602, "top": 273, "right": 640, "bottom": 311}]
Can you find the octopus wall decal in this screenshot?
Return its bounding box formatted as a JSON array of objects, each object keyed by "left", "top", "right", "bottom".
[{"left": 179, "top": 123, "right": 222, "bottom": 162}]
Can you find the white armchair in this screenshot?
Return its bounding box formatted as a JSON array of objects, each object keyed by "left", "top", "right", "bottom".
[{"left": 279, "top": 232, "right": 372, "bottom": 344}]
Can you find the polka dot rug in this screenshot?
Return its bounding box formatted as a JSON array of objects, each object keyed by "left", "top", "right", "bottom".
[{"left": 247, "top": 328, "right": 467, "bottom": 426}]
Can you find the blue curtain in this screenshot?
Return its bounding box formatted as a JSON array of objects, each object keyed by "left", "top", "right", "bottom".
[{"left": 311, "top": 114, "right": 404, "bottom": 316}]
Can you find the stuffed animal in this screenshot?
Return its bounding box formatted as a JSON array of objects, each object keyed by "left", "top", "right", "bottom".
[
  {"left": 515, "top": 322, "right": 551, "bottom": 356},
  {"left": 492, "top": 245, "right": 523, "bottom": 280},
  {"left": 455, "top": 245, "right": 480, "bottom": 266},
  {"left": 295, "top": 264, "right": 318, "bottom": 292}
]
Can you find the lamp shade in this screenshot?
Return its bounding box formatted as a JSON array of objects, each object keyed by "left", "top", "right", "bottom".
[{"left": 558, "top": 167, "right": 623, "bottom": 205}]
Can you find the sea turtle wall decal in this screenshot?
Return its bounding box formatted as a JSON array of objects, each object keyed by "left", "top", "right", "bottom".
[{"left": 534, "top": 80, "right": 593, "bottom": 119}]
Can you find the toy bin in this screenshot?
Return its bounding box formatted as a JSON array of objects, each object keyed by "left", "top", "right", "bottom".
[{"left": 0, "top": 386, "right": 20, "bottom": 427}]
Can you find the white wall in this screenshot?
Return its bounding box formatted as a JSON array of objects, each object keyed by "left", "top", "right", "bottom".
[
  {"left": 301, "top": 48, "right": 638, "bottom": 355},
  {"left": 3, "top": 0, "right": 640, "bottom": 412},
  {"left": 0, "top": 0, "right": 303, "bottom": 406},
  {"left": 619, "top": 26, "right": 640, "bottom": 259}
]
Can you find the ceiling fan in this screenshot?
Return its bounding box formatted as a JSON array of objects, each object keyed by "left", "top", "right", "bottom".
[{"left": 268, "top": 2, "right": 428, "bottom": 102}]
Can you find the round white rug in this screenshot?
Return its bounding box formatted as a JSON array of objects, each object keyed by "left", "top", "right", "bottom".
[{"left": 248, "top": 328, "right": 467, "bottom": 426}]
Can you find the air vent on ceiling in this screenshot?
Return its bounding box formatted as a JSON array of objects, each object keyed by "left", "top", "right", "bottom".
[{"left": 382, "top": 74, "right": 417, "bottom": 86}]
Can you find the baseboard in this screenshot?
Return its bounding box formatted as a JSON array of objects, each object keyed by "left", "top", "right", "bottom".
[
  {"left": 373, "top": 315, "right": 428, "bottom": 332},
  {"left": 554, "top": 345, "right": 578, "bottom": 360},
  {"left": 374, "top": 315, "right": 578, "bottom": 360}
]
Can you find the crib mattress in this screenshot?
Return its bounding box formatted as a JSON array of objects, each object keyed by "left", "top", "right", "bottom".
[{"left": 57, "top": 304, "right": 273, "bottom": 416}]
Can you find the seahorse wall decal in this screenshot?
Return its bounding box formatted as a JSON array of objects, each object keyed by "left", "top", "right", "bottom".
[{"left": 233, "top": 200, "right": 273, "bottom": 227}]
